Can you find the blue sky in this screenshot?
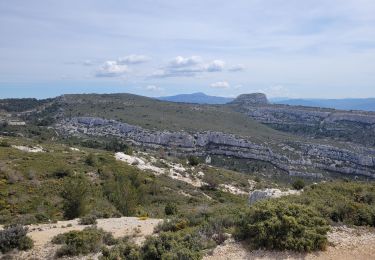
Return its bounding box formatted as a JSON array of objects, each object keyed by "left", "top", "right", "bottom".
[{"left": 0, "top": 0, "right": 374, "bottom": 99}]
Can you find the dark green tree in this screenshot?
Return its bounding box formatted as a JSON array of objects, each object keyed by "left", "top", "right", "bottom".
[{"left": 61, "top": 175, "right": 91, "bottom": 219}]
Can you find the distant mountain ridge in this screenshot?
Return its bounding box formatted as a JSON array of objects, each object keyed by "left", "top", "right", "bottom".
[
  {"left": 157, "top": 92, "right": 234, "bottom": 104},
  {"left": 272, "top": 98, "right": 375, "bottom": 112},
  {"left": 157, "top": 93, "right": 375, "bottom": 111}
]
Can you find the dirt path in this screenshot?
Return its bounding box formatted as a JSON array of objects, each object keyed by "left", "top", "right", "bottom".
[
  {"left": 6, "top": 217, "right": 162, "bottom": 260},
  {"left": 204, "top": 226, "right": 375, "bottom": 260}
]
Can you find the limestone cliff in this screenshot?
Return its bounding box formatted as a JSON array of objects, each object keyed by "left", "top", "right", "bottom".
[{"left": 56, "top": 117, "right": 375, "bottom": 178}]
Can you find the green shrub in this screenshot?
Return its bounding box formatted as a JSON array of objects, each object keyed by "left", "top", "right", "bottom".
[
  {"left": 100, "top": 239, "right": 141, "bottom": 260},
  {"left": 202, "top": 174, "right": 220, "bottom": 191},
  {"left": 292, "top": 179, "right": 305, "bottom": 190},
  {"left": 141, "top": 231, "right": 202, "bottom": 260},
  {"left": 198, "top": 216, "right": 233, "bottom": 245},
  {"left": 52, "top": 167, "right": 73, "bottom": 179},
  {"left": 236, "top": 200, "right": 329, "bottom": 252},
  {"left": 0, "top": 139, "right": 11, "bottom": 147},
  {"left": 79, "top": 214, "right": 97, "bottom": 225},
  {"left": 61, "top": 175, "right": 91, "bottom": 219},
  {"left": 156, "top": 218, "right": 189, "bottom": 232},
  {"left": 103, "top": 173, "right": 140, "bottom": 216},
  {"left": 289, "top": 182, "right": 375, "bottom": 227},
  {"left": 329, "top": 201, "right": 375, "bottom": 226},
  {"left": 165, "top": 202, "right": 178, "bottom": 216},
  {"left": 0, "top": 225, "right": 34, "bottom": 253},
  {"left": 85, "top": 153, "right": 97, "bottom": 166},
  {"left": 187, "top": 156, "right": 200, "bottom": 166},
  {"left": 51, "top": 232, "right": 67, "bottom": 244},
  {"left": 53, "top": 227, "right": 115, "bottom": 257},
  {"left": 100, "top": 231, "right": 204, "bottom": 260},
  {"left": 124, "top": 147, "right": 133, "bottom": 155}
]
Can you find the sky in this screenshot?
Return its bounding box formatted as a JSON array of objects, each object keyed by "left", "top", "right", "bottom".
[{"left": 0, "top": 0, "right": 375, "bottom": 99}]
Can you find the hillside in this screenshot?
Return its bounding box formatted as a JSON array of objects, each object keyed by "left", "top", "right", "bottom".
[
  {"left": 2, "top": 92, "right": 375, "bottom": 179},
  {"left": 59, "top": 93, "right": 286, "bottom": 141}
]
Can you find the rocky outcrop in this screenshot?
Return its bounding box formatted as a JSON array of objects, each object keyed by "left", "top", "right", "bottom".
[
  {"left": 229, "top": 93, "right": 375, "bottom": 147},
  {"left": 55, "top": 117, "right": 375, "bottom": 178},
  {"left": 248, "top": 189, "right": 300, "bottom": 205},
  {"left": 229, "top": 93, "right": 268, "bottom": 106}
]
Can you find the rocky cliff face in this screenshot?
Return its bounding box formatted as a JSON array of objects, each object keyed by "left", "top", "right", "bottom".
[
  {"left": 229, "top": 94, "right": 375, "bottom": 146},
  {"left": 56, "top": 117, "right": 375, "bottom": 178},
  {"left": 229, "top": 93, "right": 269, "bottom": 106}
]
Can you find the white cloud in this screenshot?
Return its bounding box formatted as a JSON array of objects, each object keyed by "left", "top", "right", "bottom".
[
  {"left": 152, "top": 56, "right": 226, "bottom": 78},
  {"left": 205, "top": 60, "right": 225, "bottom": 72},
  {"left": 117, "top": 54, "right": 150, "bottom": 65},
  {"left": 95, "top": 61, "right": 129, "bottom": 77},
  {"left": 145, "top": 85, "right": 162, "bottom": 91},
  {"left": 228, "top": 64, "right": 245, "bottom": 72},
  {"left": 210, "top": 81, "right": 230, "bottom": 88},
  {"left": 168, "top": 56, "right": 202, "bottom": 68}
]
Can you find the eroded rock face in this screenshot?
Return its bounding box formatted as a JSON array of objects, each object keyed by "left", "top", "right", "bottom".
[
  {"left": 248, "top": 189, "right": 300, "bottom": 205},
  {"left": 55, "top": 117, "right": 375, "bottom": 178}
]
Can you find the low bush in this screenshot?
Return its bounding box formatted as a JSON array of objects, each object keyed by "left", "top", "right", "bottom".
[
  {"left": 187, "top": 156, "right": 200, "bottom": 166},
  {"left": 156, "top": 218, "right": 189, "bottom": 232},
  {"left": 141, "top": 231, "right": 202, "bottom": 260},
  {"left": 0, "top": 225, "right": 34, "bottom": 253},
  {"left": 100, "top": 230, "right": 203, "bottom": 260},
  {"left": 164, "top": 202, "right": 178, "bottom": 215},
  {"left": 201, "top": 174, "right": 220, "bottom": 191},
  {"left": 292, "top": 179, "right": 305, "bottom": 190},
  {"left": 79, "top": 214, "right": 97, "bottom": 225},
  {"left": 197, "top": 215, "right": 234, "bottom": 245},
  {"left": 0, "top": 139, "right": 11, "bottom": 147},
  {"left": 52, "top": 167, "right": 73, "bottom": 179},
  {"left": 236, "top": 200, "right": 329, "bottom": 252},
  {"left": 289, "top": 182, "right": 375, "bottom": 227},
  {"left": 85, "top": 153, "right": 97, "bottom": 166},
  {"left": 100, "top": 239, "right": 141, "bottom": 260},
  {"left": 52, "top": 227, "right": 116, "bottom": 257}
]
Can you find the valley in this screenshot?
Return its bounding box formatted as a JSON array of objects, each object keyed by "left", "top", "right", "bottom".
[{"left": 1, "top": 92, "right": 375, "bottom": 259}]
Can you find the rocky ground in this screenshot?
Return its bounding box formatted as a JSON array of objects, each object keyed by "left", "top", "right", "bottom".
[
  {"left": 115, "top": 151, "right": 250, "bottom": 194},
  {"left": 204, "top": 226, "right": 375, "bottom": 260},
  {"left": 1, "top": 217, "right": 162, "bottom": 260}
]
